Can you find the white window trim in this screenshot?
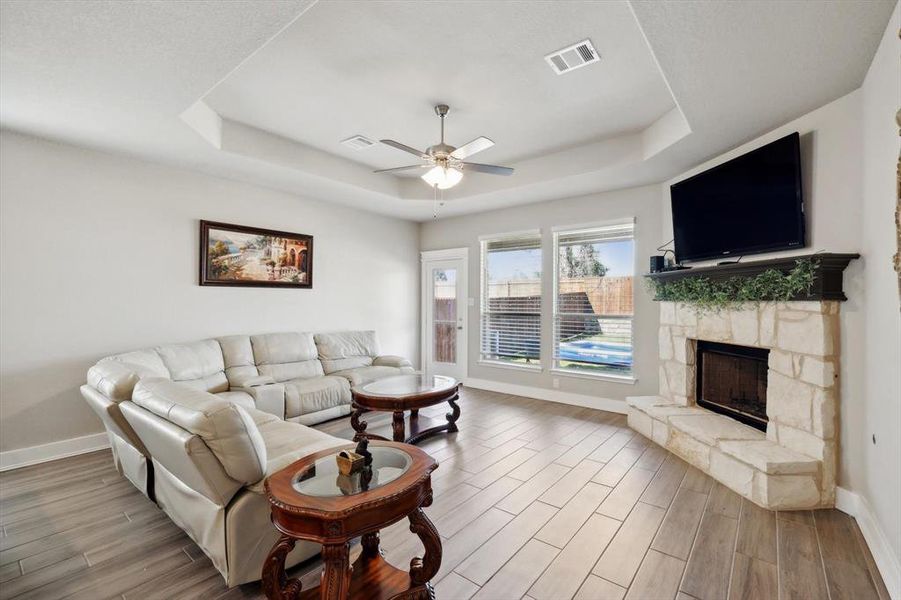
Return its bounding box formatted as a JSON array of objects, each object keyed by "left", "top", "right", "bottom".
[
  {"left": 551, "top": 222, "right": 636, "bottom": 379},
  {"left": 479, "top": 359, "right": 543, "bottom": 372},
  {"left": 478, "top": 228, "right": 541, "bottom": 241},
  {"left": 479, "top": 231, "right": 543, "bottom": 367},
  {"left": 551, "top": 217, "right": 636, "bottom": 233},
  {"left": 550, "top": 367, "right": 637, "bottom": 384}
]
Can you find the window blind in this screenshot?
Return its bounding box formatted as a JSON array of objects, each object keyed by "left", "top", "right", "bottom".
[
  {"left": 553, "top": 223, "right": 634, "bottom": 377},
  {"left": 480, "top": 234, "right": 542, "bottom": 366}
]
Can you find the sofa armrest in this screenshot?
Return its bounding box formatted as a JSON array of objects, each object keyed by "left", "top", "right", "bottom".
[
  {"left": 372, "top": 355, "right": 413, "bottom": 369},
  {"left": 87, "top": 361, "right": 141, "bottom": 401},
  {"left": 230, "top": 374, "right": 276, "bottom": 388},
  {"left": 233, "top": 382, "right": 285, "bottom": 419}
]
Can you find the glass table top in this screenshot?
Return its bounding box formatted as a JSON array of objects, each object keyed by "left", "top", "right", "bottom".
[
  {"left": 292, "top": 446, "right": 412, "bottom": 497},
  {"left": 357, "top": 373, "right": 457, "bottom": 398}
]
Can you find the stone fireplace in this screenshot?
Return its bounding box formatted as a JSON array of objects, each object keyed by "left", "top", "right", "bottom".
[{"left": 628, "top": 300, "right": 840, "bottom": 510}]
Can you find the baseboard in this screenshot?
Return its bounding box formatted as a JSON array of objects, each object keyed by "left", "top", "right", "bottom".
[
  {"left": 0, "top": 432, "right": 110, "bottom": 472},
  {"left": 836, "top": 486, "right": 900, "bottom": 600},
  {"left": 463, "top": 377, "right": 628, "bottom": 415}
]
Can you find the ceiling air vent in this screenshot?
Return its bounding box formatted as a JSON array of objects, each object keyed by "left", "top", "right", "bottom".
[
  {"left": 545, "top": 39, "right": 599, "bottom": 75},
  {"left": 340, "top": 135, "right": 376, "bottom": 150}
]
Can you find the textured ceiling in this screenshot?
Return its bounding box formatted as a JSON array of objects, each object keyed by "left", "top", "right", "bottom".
[
  {"left": 0, "top": 0, "right": 896, "bottom": 221},
  {"left": 629, "top": 0, "right": 896, "bottom": 147},
  {"left": 0, "top": 0, "right": 311, "bottom": 146},
  {"left": 205, "top": 0, "right": 674, "bottom": 170}
]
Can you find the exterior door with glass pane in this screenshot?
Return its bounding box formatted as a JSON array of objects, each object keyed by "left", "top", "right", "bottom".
[{"left": 422, "top": 251, "right": 468, "bottom": 380}]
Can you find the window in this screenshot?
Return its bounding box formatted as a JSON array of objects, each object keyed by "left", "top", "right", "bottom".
[
  {"left": 553, "top": 221, "right": 634, "bottom": 378},
  {"left": 480, "top": 232, "right": 542, "bottom": 367}
]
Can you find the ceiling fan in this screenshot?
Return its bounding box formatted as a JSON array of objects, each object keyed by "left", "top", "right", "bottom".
[{"left": 375, "top": 104, "right": 514, "bottom": 190}]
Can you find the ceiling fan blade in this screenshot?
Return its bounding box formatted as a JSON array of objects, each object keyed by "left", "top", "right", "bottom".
[
  {"left": 380, "top": 139, "right": 428, "bottom": 158},
  {"left": 450, "top": 136, "right": 494, "bottom": 159},
  {"left": 373, "top": 164, "right": 429, "bottom": 174},
  {"left": 462, "top": 162, "right": 514, "bottom": 176}
]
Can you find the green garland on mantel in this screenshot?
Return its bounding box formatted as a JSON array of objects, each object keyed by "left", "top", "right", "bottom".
[{"left": 647, "top": 258, "right": 819, "bottom": 311}]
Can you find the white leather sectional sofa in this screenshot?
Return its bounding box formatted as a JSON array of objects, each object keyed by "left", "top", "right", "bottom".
[{"left": 79, "top": 330, "right": 413, "bottom": 585}]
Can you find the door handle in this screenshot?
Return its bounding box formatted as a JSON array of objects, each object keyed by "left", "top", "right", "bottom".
[{"left": 457, "top": 326, "right": 463, "bottom": 330}]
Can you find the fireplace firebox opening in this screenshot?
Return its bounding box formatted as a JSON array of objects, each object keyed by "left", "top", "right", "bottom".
[{"left": 696, "top": 340, "right": 769, "bottom": 431}]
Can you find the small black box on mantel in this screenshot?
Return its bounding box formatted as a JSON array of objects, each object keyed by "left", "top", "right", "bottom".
[{"left": 649, "top": 255, "right": 665, "bottom": 273}]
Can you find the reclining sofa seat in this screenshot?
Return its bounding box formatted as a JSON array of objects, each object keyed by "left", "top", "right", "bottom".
[
  {"left": 81, "top": 339, "right": 256, "bottom": 496},
  {"left": 219, "top": 332, "right": 355, "bottom": 426},
  {"left": 314, "top": 330, "right": 414, "bottom": 386},
  {"left": 119, "top": 378, "right": 345, "bottom": 586},
  {"left": 80, "top": 330, "right": 413, "bottom": 499}
]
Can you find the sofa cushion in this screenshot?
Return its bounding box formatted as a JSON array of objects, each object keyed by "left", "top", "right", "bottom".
[
  {"left": 156, "top": 340, "right": 228, "bottom": 394},
  {"left": 332, "top": 365, "right": 412, "bottom": 388},
  {"left": 372, "top": 355, "right": 414, "bottom": 369},
  {"left": 248, "top": 419, "right": 345, "bottom": 492},
  {"left": 251, "top": 333, "right": 324, "bottom": 382},
  {"left": 87, "top": 349, "right": 171, "bottom": 401},
  {"left": 132, "top": 378, "right": 267, "bottom": 485},
  {"left": 217, "top": 335, "right": 259, "bottom": 388},
  {"left": 284, "top": 376, "right": 350, "bottom": 419},
  {"left": 214, "top": 390, "right": 255, "bottom": 411},
  {"left": 315, "top": 331, "right": 380, "bottom": 373}
]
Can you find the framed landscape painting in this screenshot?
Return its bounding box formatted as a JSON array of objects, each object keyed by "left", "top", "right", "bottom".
[{"left": 199, "top": 220, "right": 313, "bottom": 288}]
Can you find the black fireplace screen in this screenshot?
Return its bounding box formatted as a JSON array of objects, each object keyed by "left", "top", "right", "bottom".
[{"left": 696, "top": 340, "right": 769, "bottom": 431}]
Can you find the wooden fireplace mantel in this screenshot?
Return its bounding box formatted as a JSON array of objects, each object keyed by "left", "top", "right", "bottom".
[{"left": 644, "top": 252, "right": 860, "bottom": 301}]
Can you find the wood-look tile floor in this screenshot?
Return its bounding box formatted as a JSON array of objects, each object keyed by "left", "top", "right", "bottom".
[{"left": 0, "top": 388, "right": 890, "bottom": 600}]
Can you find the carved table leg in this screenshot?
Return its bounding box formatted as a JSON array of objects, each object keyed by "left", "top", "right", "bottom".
[
  {"left": 408, "top": 507, "right": 442, "bottom": 587},
  {"left": 350, "top": 403, "right": 367, "bottom": 442},
  {"left": 392, "top": 411, "right": 406, "bottom": 442},
  {"left": 320, "top": 542, "right": 352, "bottom": 600},
  {"left": 446, "top": 395, "right": 461, "bottom": 433},
  {"left": 262, "top": 534, "right": 303, "bottom": 600},
  {"left": 361, "top": 531, "right": 381, "bottom": 558}
]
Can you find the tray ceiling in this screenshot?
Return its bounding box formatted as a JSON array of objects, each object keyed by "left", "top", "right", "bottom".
[{"left": 1, "top": 0, "right": 895, "bottom": 221}]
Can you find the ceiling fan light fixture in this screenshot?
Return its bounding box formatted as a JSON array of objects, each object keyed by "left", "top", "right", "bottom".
[
  {"left": 378, "top": 104, "right": 513, "bottom": 188},
  {"left": 421, "top": 165, "right": 463, "bottom": 189}
]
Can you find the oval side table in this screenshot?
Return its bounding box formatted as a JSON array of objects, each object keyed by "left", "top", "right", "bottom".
[
  {"left": 262, "top": 442, "right": 441, "bottom": 600},
  {"left": 351, "top": 374, "right": 461, "bottom": 445}
]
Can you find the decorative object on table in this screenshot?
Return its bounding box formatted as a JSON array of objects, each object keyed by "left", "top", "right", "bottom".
[
  {"left": 354, "top": 437, "right": 373, "bottom": 467},
  {"left": 335, "top": 464, "right": 373, "bottom": 496},
  {"left": 199, "top": 220, "right": 313, "bottom": 288},
  {"left": 263, "top": 442, "right": 441, "bottom": 600},
  {"left": 359, "top": 465, "right": 373, "bottom": 492},
  {"left": 335, "top": 450, "right": 364, "bottom": 476},
  {"left": 335, "top": 473, "right": 356, "bottom": 496},
  {"left": 351, "top": 373, "right": 461, "bottom": 445}
]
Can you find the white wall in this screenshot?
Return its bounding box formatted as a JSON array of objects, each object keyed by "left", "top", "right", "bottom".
[
  {"left": 659, "top": 4, "right": 900, "bottom": 573},
  {"left": 0, "top": 131, "right": 421, "bottom": 453},
  {"left": 860, "top": 1, "right": 901, "bottom": 568},
  {"left": 420, "top": 184, "right": 662, "bottom": 408}
]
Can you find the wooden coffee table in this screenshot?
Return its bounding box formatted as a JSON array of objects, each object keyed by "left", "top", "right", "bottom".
[
  {"left": 262, "top": 442, "right": 441, "bottom": 600},
  {"left": 351, "top": 374, "right": 461, "bottom": 445}
]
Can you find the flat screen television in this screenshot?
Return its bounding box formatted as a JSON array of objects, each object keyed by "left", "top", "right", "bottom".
[{"left": 670, "top": 132, "right": 805, "bottom": 263}]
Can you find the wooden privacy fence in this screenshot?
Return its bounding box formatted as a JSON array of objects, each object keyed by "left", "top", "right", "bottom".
[{"left": 488, "top": 276, "right": 634, "bottom": 316}]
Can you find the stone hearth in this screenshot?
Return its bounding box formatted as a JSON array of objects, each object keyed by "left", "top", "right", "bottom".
[{"left": 628, "top": 301, "right": 840, "bottom": 510}]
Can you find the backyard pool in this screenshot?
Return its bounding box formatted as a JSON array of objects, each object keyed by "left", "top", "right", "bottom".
[{"left": 557, "top": 339, "right": 633, "bottom": 369}]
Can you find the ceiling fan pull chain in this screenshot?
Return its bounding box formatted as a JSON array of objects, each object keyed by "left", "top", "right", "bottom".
[{"left": 433, "top": 183, "right": 439, "bottom": 219}]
